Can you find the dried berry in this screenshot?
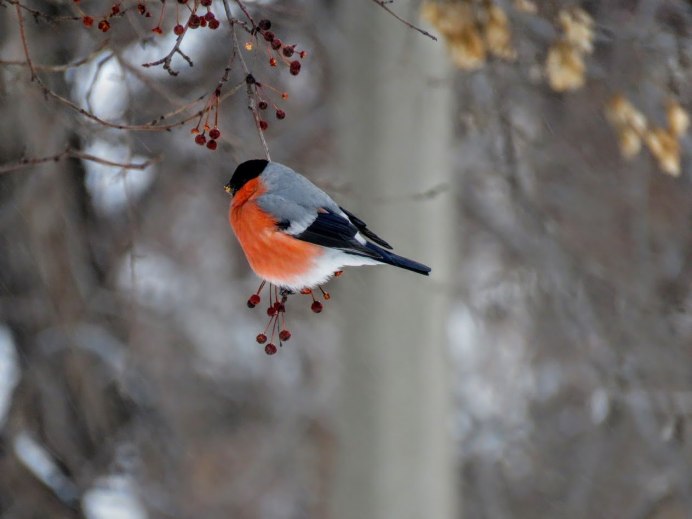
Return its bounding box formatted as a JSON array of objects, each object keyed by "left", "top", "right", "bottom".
[
  {"left": 195, "top": 134, "right": 206, "bottom": 145},
  {"left": 271, "top": 39, "right": 282, "bottom": 50},
  {"left": 173, "top": 24, "right": 185, "bottom": 35},
  {"left": 265, "top": 343, "right": 278, "bottom": 355},
  {"left": 82, "top": 15, "right": 94, "bottom": 27},
  {"left": 263, "top": 31, "right": 275, "bottom": 42},
  {"left": 188, "top": 14, "right": 200, "bottom": 28},
  {"left": 178, "top": 0, "right": 188, "bottom": 3},
  {"left": 279, "top": 330, "right": 291, "bottom": 342},
  {"left": 276, "top": 109, "right": 286, "bottom": 120},
  {"left": 258, "top": 19, "right": 271, "bottom": 31},
  {"left": 245, "top": 74, "right": 256, "bottom": 85},
  {"left": 248, "top": 294, "right": 261, "bottom": 307},
  {"left": 258, "top": 101, "right": 268, "bottom": 110},
  {"left": 200, "top": 0, "right": 212, "bottom": 6},
  {"left": 259, "top": 120, "right": 269, "bottom": 130},
  {"left": 137, "top": 3, "right": 146, "bottom": 15},
  {"left": 209, "top": 128, "right": 221, "bottom": 139},
  {"left": 289, "top": 60, "right": 301, "bottom": 76},
  {"left": 208, "top": 19, "right": 219, "bottom": 29},
  {"left": 111, "top": 4, "right": 120, "bottom": 15},
  {"left": 311, "top": 301, "right": 323, "bottom": 313},
  {"left": 152, "top": 26, "right": 163, "bottom": 34},
  {"left": 204, "top": 11, "right": 215, "bottom": 21},
  {"left": 283, "top": 46, "right": 295, "bottom": 58},
  {"left": 200, "top": 17, "right": 207, "bottom": 27},
  {"left": 267, "top": 306, "right": 277, "bottom": 317},
  {"left": 299, "top": 50, "right": 307, "bottom": 59},
  {"left": 98, "top": 19, "right": 110, "bottom": 32},
  {"left": 206, "top": 140, "right": 217, "bottom": 150},
  {"left": 269, "top": 57, "right": 277, "bottom": 67},
  {"left": 256, "top": 333, "right": 267, "bottom": 344}
]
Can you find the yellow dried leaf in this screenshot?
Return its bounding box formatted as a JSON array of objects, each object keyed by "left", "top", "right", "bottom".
[
  {"left": 546, "top": 41, "right": 585, "bottom": 92},
  {"left": 513, "top": 0, "right": 537, "bottom": 14},
  {"left": 666, "top": 100, "right": 690, "bottom": 137},
  {"left": 618, "top": 127, "right": 642, "bottom": 159}
]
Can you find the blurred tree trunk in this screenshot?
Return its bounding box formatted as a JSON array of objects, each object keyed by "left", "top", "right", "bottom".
[{"left": 330, "top": 2, "right": 458, "bottom": 518}]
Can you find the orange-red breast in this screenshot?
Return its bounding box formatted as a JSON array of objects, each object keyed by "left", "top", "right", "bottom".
[{"left": 225, "top": 160, "right": 431, "bottom": 291}]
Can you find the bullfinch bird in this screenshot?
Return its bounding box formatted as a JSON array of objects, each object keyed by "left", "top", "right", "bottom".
[{"left": 224, "top": 160, "right": 431, "bottom": 292}]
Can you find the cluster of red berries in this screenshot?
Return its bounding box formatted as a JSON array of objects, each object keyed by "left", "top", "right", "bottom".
[
  {"left": 80, "top": 1, "right": 122, "bottom": 32},
  {"left": 255, "top": 19, "right": 307, "bottom": 76},
  {"left": 80, "top": 1, "right": 220, "bottom": 35},
  {"left": 245, "top": 74, "right": 290, "bottom": 132},
  {"left": 245, "top": 277, "right": 339, "bottom": 356},
  {"left": 193, "top": 126, "right": 221, "bottom": 150}
]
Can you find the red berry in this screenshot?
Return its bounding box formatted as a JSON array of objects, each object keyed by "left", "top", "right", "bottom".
[
  {"left": 256, "top": 333, "right": 267, "bottom": 344},
  {"left": 263, "top": 31, "right": 275, "bottom": 42},
  {"left": 276, "top": 109, "right": 286, "bottom": 120},
  {"left": 178, "top": 0, "right": 188, "bottom": 3},
  {"left": 204, "top": 11, "right": 215, "bottom": 21},
  {"left": 82, "top": 15, "right": 94, "bottom": 27},
  {"left": 265, "top": 343, "right": 278, "bottom": 355},
  {"left": 208, "top": 19, "right": 219, "bottom": 29},
  {"left": 152, "top": 26, "right": 163, "bottom": 34},
  {"left": 282, "top": 46, "right": 294, "bottom": 57},
  {"left": 271, "top": 39, "right": 282, "bottom": 50},
  {"left": 111, "top": 4, "right": 120, "bottom": 15},
  {"left": 174, "top": 24, "right": 184, "bottom": 35},
  {"left": 299, "top": 50, "right": 307, "bottom": 59},
  {"left": 258, "top": 19, "right": 271, "bottom": 31},
  {"left": 248, "top": 294, "right": 261, "bottom": 307},
  {"left": 195, "top": 134, "right": 206, "bottom": 145},
  {"left": 200, "top": 17, "right": 207, "bottom": 27},
  {"left": 269, "top": 58, "right": 277, "bottom": 67},
  {"left": 98, "top": 19, "right": 110, "bottom": 32},
  {"left": 334, "top": 270, "right": 343, "bottom": 277},
  {"left": 311, "top": 301, "right": 323, "bottom": 313},
  {"left": 289, "top": 60, "right": 301, "bottom": 75},
  {"left": 258, "top": 101, "right": 268, "bottom": 110},
  {"left": 259, "top": 120, "right": 268, "bottom": 130},
  {"left": 137, "top": 3, "right": 146, "bottom": 14},
  {"left": 209, "top": 128, "right": 221, "bottom": 139},
  {"left": 279, "top": 330, "right": 291, "bottom": 341},
  {"left": 267, "top": 306, "right": 277, "bottom": 316},
  {"left": 206, "top": 140, "right": 217, "bottom": 150},
  {"left": 188, "top": 14, "right": 200, "bottom": 28},
  {"left": 200, "top": 0, "right": 212, "bottom": 5}
]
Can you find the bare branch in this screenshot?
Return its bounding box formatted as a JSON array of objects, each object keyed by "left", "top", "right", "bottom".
[
  {"left": 369, "top": 0, "right": 437, "bottom": 41},
  {"left": 0, "top": 40, "right": 110, "bottom": 72},
  {"left": 0, "top": 148, "right": 161, "bottom": 175},
  {"left": 232, "top": 23, "right": 271, "bottom": 160},
  {"left": 142, "top": 28, "right": 193, "bottom": 76},
  {"left": 15, "top": 1, "right": 36, "bottom": 80}
]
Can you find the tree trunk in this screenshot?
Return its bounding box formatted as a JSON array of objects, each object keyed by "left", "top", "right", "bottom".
[{"left": 330, "top": 2, "right": 458, "bottom": 518}]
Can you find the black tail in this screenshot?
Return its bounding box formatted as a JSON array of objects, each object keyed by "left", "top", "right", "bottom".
[{"left": 364, "top": 242, "right": 431, "bottom": 276}]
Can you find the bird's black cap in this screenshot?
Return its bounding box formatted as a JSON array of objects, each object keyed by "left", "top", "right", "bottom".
[{"left": 225, "top": 159, "right": 268, "bottom": 195}]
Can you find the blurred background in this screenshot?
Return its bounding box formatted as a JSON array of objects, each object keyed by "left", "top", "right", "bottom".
[{"left": 1, "top": 0, "right": 691, "bottom": 518}]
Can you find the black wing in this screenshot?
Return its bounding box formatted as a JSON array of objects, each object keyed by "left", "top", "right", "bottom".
[
  {"left": 339, "top": 207, "right": 393, "bottom": 250},
  {"left": 294, "top": 210, "right": 384, "bottom": 260}
]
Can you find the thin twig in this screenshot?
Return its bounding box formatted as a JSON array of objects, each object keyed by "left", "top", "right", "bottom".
[
  {"left": 34, "top": 80, "right": 243, "bottom": 132},
  {"left": 0, "top": 40, "right": 110, "bottom": 72},
  {"left": 142, "top": 27, "right": 193, "bottom": 76},
  {"left": 232, "top": 23, "right": 271, "bottom": 160},
  {"left": 15, "top": 2, "right": 36, "bottom": 80},
  {"left": 233, "top": 0, "right": 256, "bottom": 31},
  {"left": 370, "top": 0, "right": 437, "bottom": 41},
  {"left": 0, "top": 148, "right": 161, "bottom": 175}
]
